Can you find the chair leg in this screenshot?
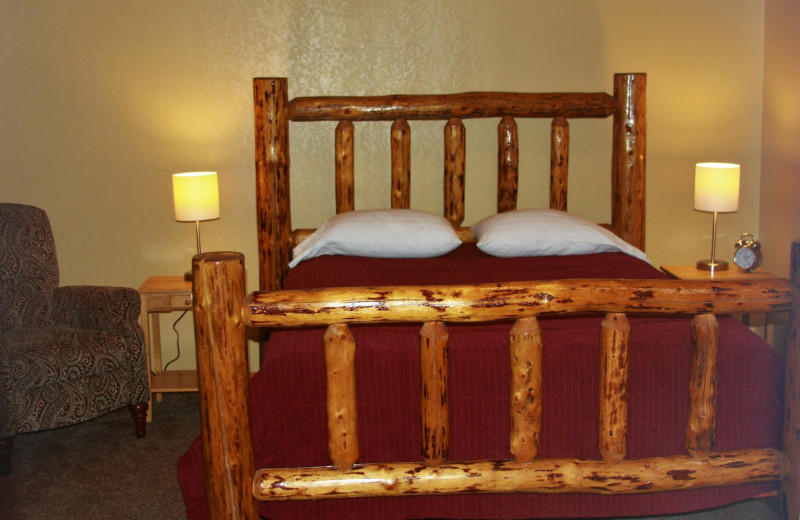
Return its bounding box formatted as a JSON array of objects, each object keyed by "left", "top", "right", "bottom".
[
  {"left": 129, "top": 402, "right": 148, "bottom": 438},
  {"left": 0, "top": 436, "right": 13, "bottom": 475}
]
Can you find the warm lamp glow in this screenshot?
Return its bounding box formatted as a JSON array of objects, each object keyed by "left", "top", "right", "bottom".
[
  {"left": 693, "top": 162, "right": 740, "bottom": 271},
  {"left": 172, "top": 172, "right": 220, "bottom": 222},
  {"left": 694, "top": 163, "right": 740, "bottom": 212},
  {"left": 172, "top": 172, "right": 220, "bottom": 280}
]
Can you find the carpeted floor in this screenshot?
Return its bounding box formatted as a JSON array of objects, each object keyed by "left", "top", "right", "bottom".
[
  {"left": 0, "top": 392, "right": 198, "bottom": 520},
  {"left": 0, "top": 392, "right": 782, "bottom": 520}
]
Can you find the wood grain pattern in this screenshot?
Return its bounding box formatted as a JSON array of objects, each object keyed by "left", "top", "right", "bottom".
[
  {"left": 509, "top": 317, "right": 542, "bottom": 463},
  {"left": 288, "top": 91, "right": 617, "bottom": 122},
  {"left": 444, "top": 118, "right": 465, "bottom": 228},
  {"left": 253, "top": 448, "right": 789, "bottom": 501},
  {"left": 253, "top": 78, "right": 292, "bottom": 292},
  {"left": 550, "top": 117, "right": 569, "bottom": 211},
  {"left": 420, "top": 321, "right": 449, "bottom": 467},
  {"left": 497, "top": 116, "right": 518, "bottom": 213},
  {"left": 233, "top": 74, "right": 799, "bottom": 518},
  {"left": 246, "top": 278, "right": 796, "bottom": 328},
  {"left": 335, "top": 120, "right": 355, "bottom": 213},
  {"left": 611, "top": 73, "right": 646, "bottom": 251},
  {"left": 391, "top": 119, "right": 411, "bottom": 209},
  {"left": 192, "top": 252, "right": 258, "bottom": 519},
  {"left": 324, "top": 324, "right": 359, "bottom": 471},
  {"left": 598, "top": 313, "right": 630, "bottom": 464},
  {"left": 687, "top": 314, "right": 718, "bottom": 458}
]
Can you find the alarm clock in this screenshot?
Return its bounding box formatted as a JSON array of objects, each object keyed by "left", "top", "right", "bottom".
[{"left": 733, "top": 233, "right": 762, "bottom": 272}]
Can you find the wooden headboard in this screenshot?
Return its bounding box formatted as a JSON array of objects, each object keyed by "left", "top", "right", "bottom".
[{"left": 253, "top": 73, "right": 646, "bottom": 292}]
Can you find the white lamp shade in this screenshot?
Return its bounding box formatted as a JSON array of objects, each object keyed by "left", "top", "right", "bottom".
[
  {"left": 172, "top": 172, "right": 220, "bottom": 222},
  {"left": 693, "top": 162, "right": 740, "bottom": 213}
]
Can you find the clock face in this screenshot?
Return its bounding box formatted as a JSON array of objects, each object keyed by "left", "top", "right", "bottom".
[{"left": 734, "top": 247, "right": 758, "bottom": 270}]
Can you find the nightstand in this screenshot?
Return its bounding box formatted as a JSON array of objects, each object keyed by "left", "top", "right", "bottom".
[
  {"left": 139, "top": 276, "right": 197, "bottom": 421},
  {"left": 660, "top": 265, "right": 782, "bottom": 343},
  {"left": 660, "top": 264, "right": 780, "bottom": 282}
]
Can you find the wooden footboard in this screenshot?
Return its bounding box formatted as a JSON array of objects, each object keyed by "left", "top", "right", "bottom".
[{"left": 192, "top": 250, "right": 800, "bottom": 520}]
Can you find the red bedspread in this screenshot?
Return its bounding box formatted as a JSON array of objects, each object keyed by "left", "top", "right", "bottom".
[{"left": 178, "top": 246, "right": 784, "bottom": 519}]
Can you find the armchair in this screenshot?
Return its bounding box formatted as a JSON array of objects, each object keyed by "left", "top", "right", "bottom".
[{"left": 0, "top": 203, "right": 149, "bottom": 474}]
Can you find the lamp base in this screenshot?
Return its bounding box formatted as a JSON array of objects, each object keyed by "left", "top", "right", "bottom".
[
  {"left": 184, "top": 270, "right": 193, "bottom": 282},
  {"left": 696, "top": 259, "right": 729, "bottom": 271}
]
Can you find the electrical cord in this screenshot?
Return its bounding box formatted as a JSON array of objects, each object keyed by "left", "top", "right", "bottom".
[{"left": 163, "top": 309, "right": 189, "bottom": 372}]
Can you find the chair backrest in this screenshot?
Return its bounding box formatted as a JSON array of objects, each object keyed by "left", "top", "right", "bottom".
[{"left": 0, "top": 203, "right": 59, "bottom": 332}]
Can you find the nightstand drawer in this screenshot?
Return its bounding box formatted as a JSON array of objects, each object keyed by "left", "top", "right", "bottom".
[{"left": 170, "top": 294, "right": 192, "bottom": 308}]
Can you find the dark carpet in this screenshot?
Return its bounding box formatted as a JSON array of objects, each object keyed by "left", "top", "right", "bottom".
[
  {"left": 0, "top": 392, "right": 782, "bottom": 519},
  {"left": 0, "top": 393, "right": 198, "bottom": 520}
]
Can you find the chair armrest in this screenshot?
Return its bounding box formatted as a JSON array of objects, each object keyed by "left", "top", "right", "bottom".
[{"left": 52, "top": 286, "right": 147, "bottom": 363}]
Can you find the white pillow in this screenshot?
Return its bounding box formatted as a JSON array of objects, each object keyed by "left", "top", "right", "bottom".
[
  {"left": 290, "top": 209, "right": 462, "bottom": 268},
  {"left": 471, "top": 209, "right": 648, "bottom": 261}
]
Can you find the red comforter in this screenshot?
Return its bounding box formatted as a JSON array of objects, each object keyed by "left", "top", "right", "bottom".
[{"left": 178, "top": 246, "right": 784, "bottom": 519}]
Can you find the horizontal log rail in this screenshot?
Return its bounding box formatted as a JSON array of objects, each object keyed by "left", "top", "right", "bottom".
[
  {"left": 246, "top": 278, "right": 796, "bottom": 329},
  {"left": 253, "top": 448, "right": 789, "bottom": 501},
  {"left": 287, "top": 91, "right": 617, "bottom": 122}
]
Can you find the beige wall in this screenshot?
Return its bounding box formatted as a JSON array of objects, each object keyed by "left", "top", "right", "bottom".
[
  {"left": 761, "top": 0, "right": 800, "bottom": 277},
  {"left": 0, "top": 1, "right": 773, "bottom": 368}
]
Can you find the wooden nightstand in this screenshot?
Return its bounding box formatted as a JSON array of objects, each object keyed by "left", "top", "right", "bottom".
[
  {"left": 660, "top": 265, "right": 782, "bottom": 344},
  {"left": 139, "top": 276, "right": 197, "bottom": 421},
  {"left": 660, "top": 264, "right": 780, "bottom": 282}
]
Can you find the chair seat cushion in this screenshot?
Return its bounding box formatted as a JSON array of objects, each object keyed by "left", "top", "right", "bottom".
[{"left": 0, "top": 327, "right": 129, "bottom": 390}]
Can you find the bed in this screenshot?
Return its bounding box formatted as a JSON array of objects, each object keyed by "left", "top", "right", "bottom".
[{"left": 177, "top": 74, "right": 800, "bottom": 520}]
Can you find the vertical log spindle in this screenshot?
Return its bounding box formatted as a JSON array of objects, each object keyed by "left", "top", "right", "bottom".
[
  {"left": 391, "top": 118, "right": 411, "bottom": 209},
  {"left": 497, "top": 115, "right": 519, "bottom": 214},
  {"left": 687, "top": 313, "right": 719, "bottom": 458},
  {"left": 444, "top": 118, "right": 466, "bottom": 228},
  {"left": 598, "top": 313, "right": 630, "bottom": 464},
  {"left": 550, "top": 116, "right": 569, "bottom": 211},
  {"left": 509, "top": 317, "right": 543, "bottom": 463},
  {"left": 324, "top": 324, "right": 360, "bottom": 471},
  {"left": 421, "top": 321, "right": 450, "bottom": 467},
  {"left": 335, "top": 120, "right": 355, "bottom": 214}
]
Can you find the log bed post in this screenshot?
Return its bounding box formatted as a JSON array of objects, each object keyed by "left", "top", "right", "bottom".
[
  {"left": 254, "top": 78, "right": 292, "bottom": 292},
  {"left": 192, "top": 252, "right": 258, "bottom": 520},
  {"left": 784, "top": 240, "right": 800, "bottom": 520},
  {"left": 611, "top": 73, "right": 646, "bottom": 251}
]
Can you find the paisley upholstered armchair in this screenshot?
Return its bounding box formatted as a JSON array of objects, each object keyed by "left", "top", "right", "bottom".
[{"left": 0, "top": 203, "right": 149, "bottom": 474}]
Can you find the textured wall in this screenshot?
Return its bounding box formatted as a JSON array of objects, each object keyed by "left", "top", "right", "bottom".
[
  {"left": 0, "top": 0, "right": 768, "bottom": 368},
  {"left": 761, "top": 0, "right": 800, "bottom": 277}
]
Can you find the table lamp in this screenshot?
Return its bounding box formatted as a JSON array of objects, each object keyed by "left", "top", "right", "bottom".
[
  {"left": 172, "top": 171, "right": 220, "bottom": 279},
  {"left": 694, "top": 162, "right": 740, "bottom": 271}
]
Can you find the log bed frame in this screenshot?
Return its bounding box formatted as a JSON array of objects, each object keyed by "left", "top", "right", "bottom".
[{"left": 190, "top": 74, "right": 800, "bottom": 519}]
